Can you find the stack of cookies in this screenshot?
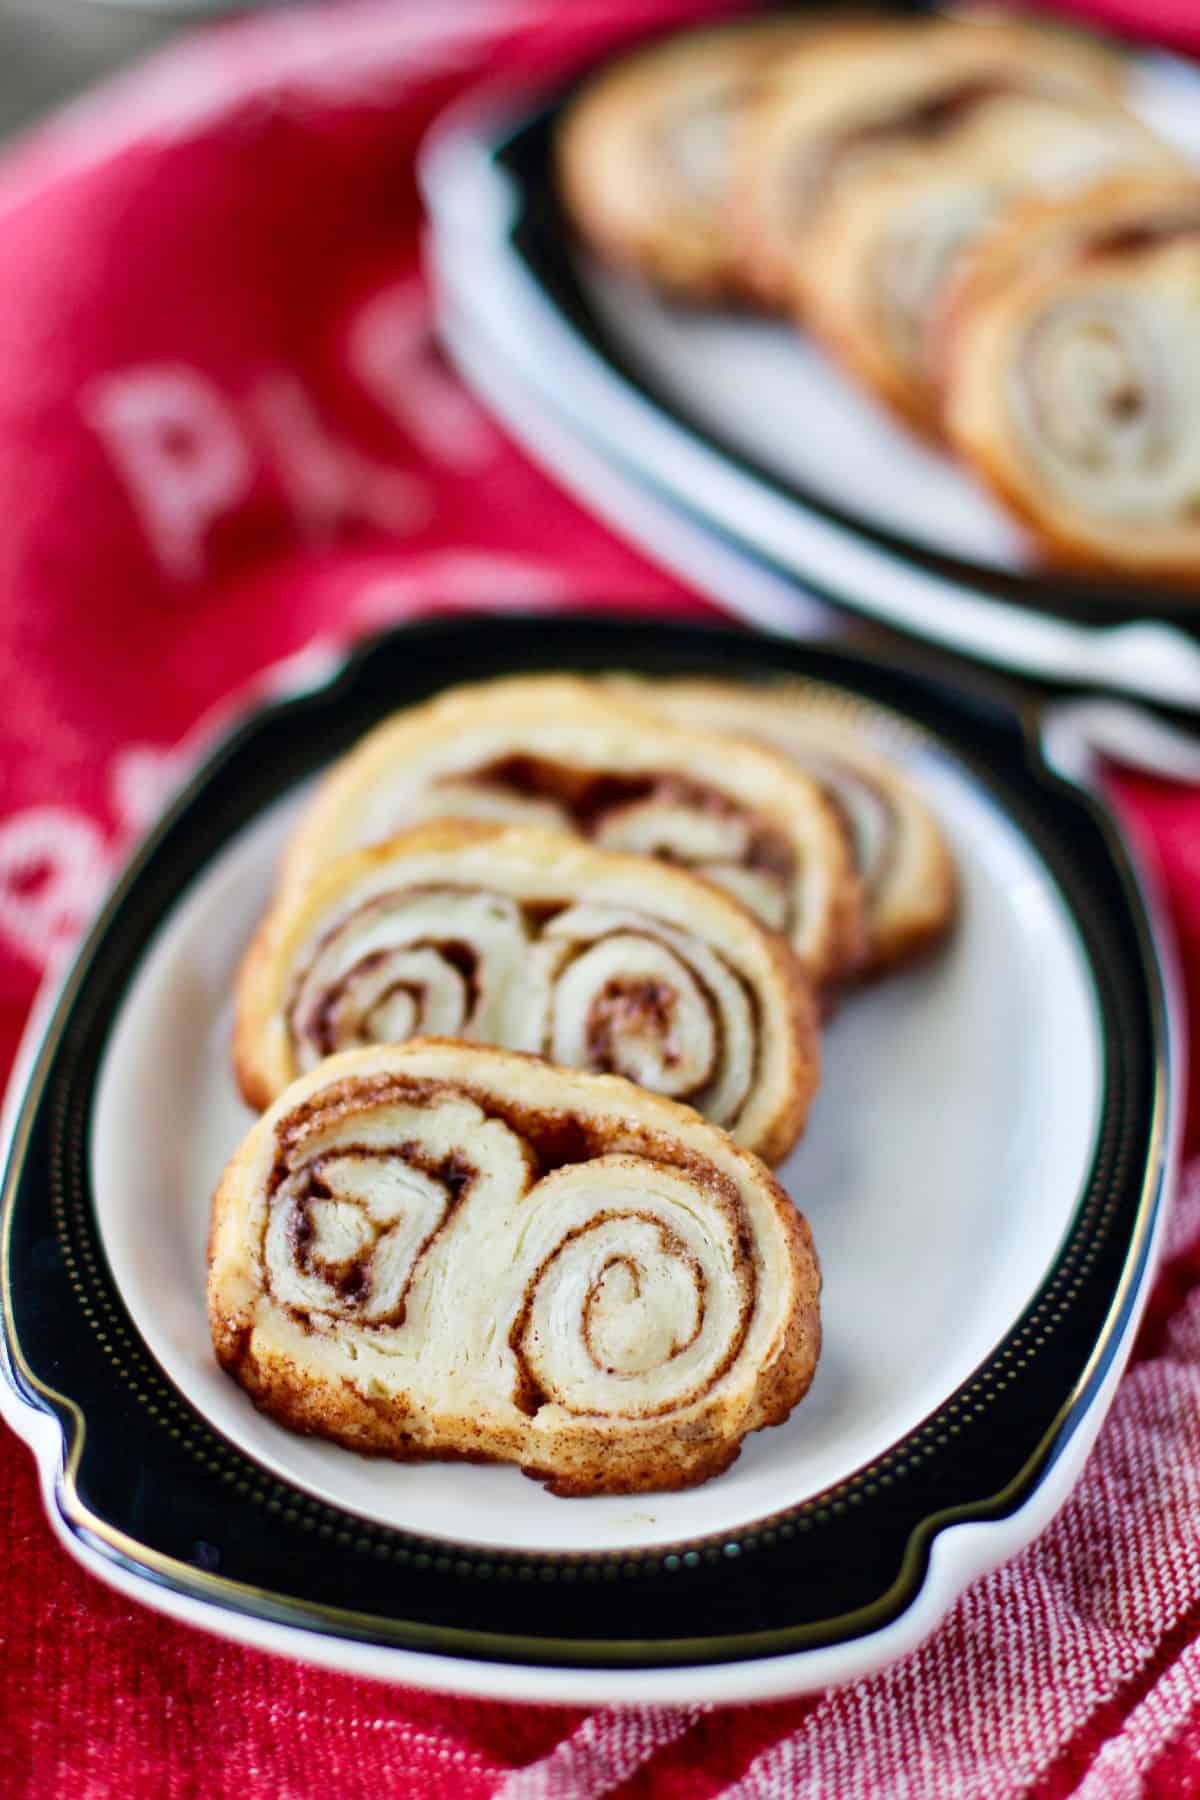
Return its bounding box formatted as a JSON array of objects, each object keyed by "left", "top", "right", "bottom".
[
  {"left": 208, "top": 673, "right": 956, "bottom": 1495},
  {"left": 558, "top": 15, "right": 1200, "bottom": 582}
]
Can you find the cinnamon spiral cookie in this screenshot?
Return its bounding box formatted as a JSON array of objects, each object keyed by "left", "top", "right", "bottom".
[
  {"left": 236, "top": 820, "right": 819, "bottom": 1163},
  {"left": 208, "top": 1042, "right": 822, "bottom": 1496},
  {"left": 730, "top": 19, "right": 1122, "bottom": 315},
  {"left": 281, "top": 676, "right": 865, "bottom": 985},
  {"left": 798, "top": 92, "right": 1179, "bottom": 433},
  {"left": 933, "top": 172, "right": 1200, "bottom": 389},
  {"left": 606, "top": 677, "right": 956, "bottom": 974},
  {"left": 941, "top": 179, "right": 1200, "bottom": 579},
  {"left": 555, "top": 17, "right": 819, "bottom": 301}
]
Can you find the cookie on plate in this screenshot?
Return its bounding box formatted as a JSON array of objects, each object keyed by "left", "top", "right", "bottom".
[
  {"left": 941, "top": 178, "right": 1200, "bottom": 580},
  {"left": 729, "top": 17, "right": 1124, "bottom": 319},
  {"left": 235, "top": 819, "right": 820, "bottom": 1164},
  {"left": 797, "top": 87, "right": 1180, "bottom": 433},
  {"left": 556, "top": 16, "right": 822, "bottom": 301},
  {"left": 208, "top": 1040, "right": 823, "bottom": 1496},
  {"left": 932, "top": 170, "right": 1200, "bottom": 392},
  {"left": 606, "top": 676, "right": 957, "bottom": 974},
  {"left": 280, "top": 675, "right": 867, "bottom": 986}
]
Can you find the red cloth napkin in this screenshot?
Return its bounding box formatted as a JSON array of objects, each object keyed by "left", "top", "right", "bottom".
[{"left": 1, "top": 4, "right": 1199, "bottom": 1795}]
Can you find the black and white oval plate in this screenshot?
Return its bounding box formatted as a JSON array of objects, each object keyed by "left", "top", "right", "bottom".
[
  {"left": 420, "top": 26, "right": 1200, "bottom": 711},
  {"left": 0, "top": 615, "right": 1178, "bottom": 1706}
]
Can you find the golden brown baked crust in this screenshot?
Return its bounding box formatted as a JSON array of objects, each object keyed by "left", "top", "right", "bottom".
[
  {"left": 234, "top": 819, "right": 820, "bottom": 1164},
  {"left": 605, "top": 676, "right": 957, "bottom": 975},
  {"left": 941, "top": 182, "right": 1200, "bottom": 581},
  {"left": 208, "top": 1041, "right": 822, "bottom": 1497},
  {"left": 555, "top": 17, "right": 821, "bottom": 302},
  {"left": 729, "top": 17, "right": 1123, "bottom": 317},
  {"left": 279, "top": 674, "right": 866, "bottom": 987}
]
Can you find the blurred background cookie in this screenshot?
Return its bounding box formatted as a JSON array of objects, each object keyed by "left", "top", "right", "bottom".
[
  {"left": 726, "top": 17, "right": 1124, "bottom": 317},
  {"left": 554, "top": 13, "right": 1199, "bottom": 581},
  {"left": 555, "top": 15, "right": 822, "bottom": 301},
  {"left": 941, "top": 175, "right": 1200, "bottom": 578},
  {"left": 797, "top": 85, "right": 1182, "bottom": 433}
]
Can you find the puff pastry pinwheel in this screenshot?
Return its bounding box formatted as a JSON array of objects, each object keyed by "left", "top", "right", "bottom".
[
  {"left": 797, "top": 91, "right": 1180, "bottom": 433},
  {"left": 728, "top": 18, "right": 1123, "bottom": 316},
  {"left": 208, "top": 1041, "right": 822, "bottom": 1496},
  {"left": 280, "top": 676, "right": 866, "bottom": 986},
  {"left": 933, "top": 171, "right": 1200, "bottom": 385},
  {"left": 235, "top": 820, "right": 819, "bottom": 1163},
  {"left": 555, "top": 16, "right": 821, "bottom": 302},
  {"left": 605, "top": 678, "right": 956, "bottom": 974},
  {"left": 941, "top": 178, "right": 1200, "bottom": 579}
]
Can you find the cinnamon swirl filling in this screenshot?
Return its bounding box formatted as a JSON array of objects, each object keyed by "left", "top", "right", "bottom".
[
  {"left": 783, "top": 754, "right": 896, "bottom": 899},
  {"left": 239, "top": 821, "right": 819, "bottom": 1164},
  {"left": 268, "top": 1142, "right": 472, "bottom": 1328},
  {"left": 449, "top": 761, "right": 797, "bottom": 935},
  {"left": 508, "top": 1174, "right": 751, "bottom": 1421},
  {"left": 283, "top": 888, "right": 759, "bottom": 1133},
  {"left": 811, "top": 93, "right": 1178, "bottom": 430},
  {"left": 536, "top": 904, "right": 753, "bottom": 1122},
  {"left": 938, "top": 174, "right": 1200, "bottom": 575},
  {"left": 208, "top": 1043, "right": 822, "bottom": 1494},
  {"left": 1011, "top": 293, "right": 1188, "bottom": 522},
  {"left": 277, "top": 674, "right": 863, "bottom": 985},
  {"left": 288, "top": 888, "right": 522, "bottom": 1065},
  {"left": 791, "top": 73, "right": 1070, "bottom": 236},
  {"left": 654, "top": 82, "right": 751, "bottom": 208},
  {"left": 600, "top": 676, "right": 957, "bottom": 975}
]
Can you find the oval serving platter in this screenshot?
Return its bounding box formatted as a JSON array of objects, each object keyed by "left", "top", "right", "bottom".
[
  {"left": 0, "top": 614, "right": 1174, "bottom": 1706},
  {"left": 420, "top": 25, "right": 1200, "bottom": 709}
]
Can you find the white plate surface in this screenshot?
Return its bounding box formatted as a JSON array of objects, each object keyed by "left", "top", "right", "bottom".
[
  {"left": 91, "top": 731, "right": 1101, "bottom": 1557},
  {"left": 579, "top": 264, "right": 1033, "bottom": 570}
]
